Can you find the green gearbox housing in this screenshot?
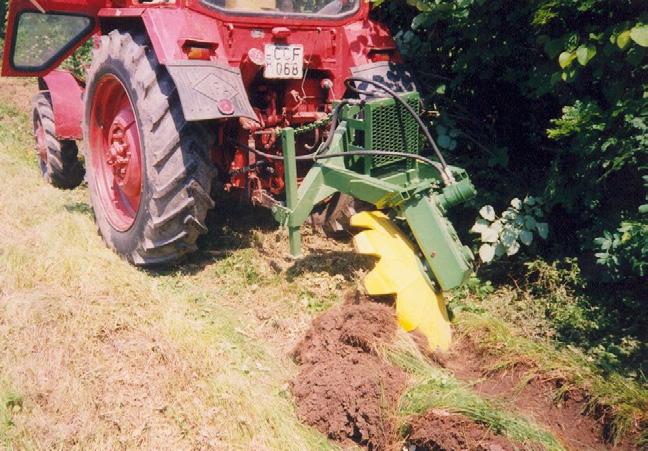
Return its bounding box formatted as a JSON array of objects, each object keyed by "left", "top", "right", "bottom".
[{"left": 273, "top": 91, "right": 477, "bottom": 291}]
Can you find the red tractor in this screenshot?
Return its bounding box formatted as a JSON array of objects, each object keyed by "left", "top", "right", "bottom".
[
  {"left": 2, "top": 0, "right": 477, "bottom": 349},
  {"left": 3, "top": 0, "right": 411, "bottom": 263}
]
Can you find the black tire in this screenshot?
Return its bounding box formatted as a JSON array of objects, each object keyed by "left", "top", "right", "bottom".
[
  {"left": 31, "top": 92, "right": 84, "bottom": 189},
  {"left": 83, "top": 30, "right": 216, "bottom": 266}
]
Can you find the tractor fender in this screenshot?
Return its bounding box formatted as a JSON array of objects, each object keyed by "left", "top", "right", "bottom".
[
  {"left": 38, "top": 70, "right": 84, "bottom": 140},
  {"left": 98, "top": 9, "right": 256, "bottom": 122},
  {"left": 165, "top": 60, "right": 257, "bottom": 122}
]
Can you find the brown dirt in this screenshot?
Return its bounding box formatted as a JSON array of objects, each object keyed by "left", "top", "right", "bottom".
[
  {"left": 291, "top": 296, "right": 639, "bottom": 451},
  {"left": 291, "top": 297, "right": 407, "bottom": 450},
  {"left": 406, "top": 409, "right": 518, "bottom": 451},
  {"left": 290, "top": 294, "right": 528, "bottom": 451},
  {"left": 443, "top": 338, "right": 633, "bottom": 450}
]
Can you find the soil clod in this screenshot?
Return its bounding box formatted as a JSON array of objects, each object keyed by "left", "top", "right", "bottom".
[
  {"left": 291, "top": 301, "right": 406, "bottom": 450},
  {"left": 406, "top": 410, "right": 518, "bottom": 451}
]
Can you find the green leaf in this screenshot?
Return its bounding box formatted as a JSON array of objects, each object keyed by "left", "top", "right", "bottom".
[
  {"left": 481, "top": 227, "right": 499, "bottom": 243},
  {"left": 437, "top": 134, "right": 452, "bottom": 149},
  {"left": 470, "top": 219, "right": 490, "bottom": 234},
  {"left": 558, "top": 51, "right": 576, "bottom": 68},
  {"left": 479, "top": 205, "right": 496, "bottom": 221},
  {"left": 501, "top": 228, "right": 518, "bottom": 247},
  {"left": 543, "top": 38, "right": 563, "bottom": 59},
  {"left": 506, "top": 240, "right": 521, "bottom": 256},
  {"left": 537, "top": 222, "right": 549, "bottom": 239},
  {"left": 479, "top": 244, "right": 495, "bottom": 263},
  {"left": 412, "top": 13, "right": 432, "bottom": 30},
  {"left": 626, "top": 46, "right": 646, "bottom": 67},
  {"left": 617, "top": 30, "right": 632, "bottom": 49},
  {"left": 630, "top": 25, "right": 648, "bottom": 47},
  {"left": 519, "top": 230, "right": 533, "bottom": 246},
  {"left": 502, "top": 210, "right": 516, "bottom": 221},
  {"left": 576, "top": 45, "right": 596, "bottom": 66},
  {"left": 524, "top": 215, "right": 537, "bottom": 230}
]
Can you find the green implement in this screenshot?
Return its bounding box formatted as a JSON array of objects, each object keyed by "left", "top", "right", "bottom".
[{"left": 272, "top": 92, "right": 476, "bottom": 349}]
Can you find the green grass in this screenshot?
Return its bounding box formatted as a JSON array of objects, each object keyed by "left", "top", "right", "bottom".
[
  {"left": 382, "top": 333, "right": 565, "bottom": 451},
  {"left": 0, "top": 381, "right": 25, "bottom": 448}
]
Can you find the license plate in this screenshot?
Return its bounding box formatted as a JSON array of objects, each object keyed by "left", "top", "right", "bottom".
[{"left": 264, "top": 44, "right": 304, "bottom": 79}]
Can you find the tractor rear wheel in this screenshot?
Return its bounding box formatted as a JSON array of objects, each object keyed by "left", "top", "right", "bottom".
[
  {"left": 32, "top": 92, "right": 84, "bottom": 189},
  {"left": 83, "top": 30, "right": 216, "bottom": 265}
]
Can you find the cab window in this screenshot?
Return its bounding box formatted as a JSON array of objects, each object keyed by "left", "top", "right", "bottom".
[
  {"left": 203, "top": 0, "right": 360, "bottom": 18},
  {"left": 12, "top": 12, "right": 93, "bottom": 71}
]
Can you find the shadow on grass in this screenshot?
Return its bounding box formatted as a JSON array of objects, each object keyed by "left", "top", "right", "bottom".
[
  {"left": 286, "top": 250, "right": 375, "bottom": 282},
  {"left": 467, "top": 260, "right": 648, "bottom": 381},
  {"left": 147, "top": 194, "right": 278, "bottom": 277},
  {"left": 146, "top": 193, "right": 372, "bottom": 282}
]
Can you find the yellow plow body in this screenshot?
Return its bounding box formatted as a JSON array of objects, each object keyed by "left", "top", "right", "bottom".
[{"left": 351, "top": 211, "right": 452, "bottom": 351}]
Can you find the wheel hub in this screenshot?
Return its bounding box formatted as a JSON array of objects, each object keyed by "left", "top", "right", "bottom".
[{"left": 107, "top": 121, "right": 131, "bottom": 182}]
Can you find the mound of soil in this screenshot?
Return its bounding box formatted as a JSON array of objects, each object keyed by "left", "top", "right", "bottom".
[
  {"left": 406, "top": 410, "right": 517, "bottom": 451},
  {"left": 291, "top": 300, "right": 406, "bottom": 450}
]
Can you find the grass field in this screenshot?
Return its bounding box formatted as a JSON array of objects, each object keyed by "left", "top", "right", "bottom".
[{"left": 0, "top": 76, "right": 646, "bottom": 450}]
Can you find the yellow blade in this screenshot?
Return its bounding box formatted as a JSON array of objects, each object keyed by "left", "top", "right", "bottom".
[{"left": 351, "top": 211, "right": 452, "bottom": 351}]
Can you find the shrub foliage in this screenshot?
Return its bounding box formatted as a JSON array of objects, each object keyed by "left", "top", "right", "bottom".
[{"left": 373, "top": 0, "right": 647, "bottom": 282}]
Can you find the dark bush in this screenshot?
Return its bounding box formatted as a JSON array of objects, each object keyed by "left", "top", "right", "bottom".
[{"left": 373, "top": 0, "right": 647, "bottom": 283}]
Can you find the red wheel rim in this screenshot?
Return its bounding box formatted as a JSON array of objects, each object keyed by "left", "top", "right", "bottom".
[
  {"left": 34, "top": 117, "right": 48, "bottom": 172},
  {"left": 88, "top": 74, "right": 142, "bottom": 232}
]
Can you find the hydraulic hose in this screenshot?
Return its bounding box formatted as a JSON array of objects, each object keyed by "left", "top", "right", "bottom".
[{"left": 227, "top": 139, "right": 444, "bottom": 176}]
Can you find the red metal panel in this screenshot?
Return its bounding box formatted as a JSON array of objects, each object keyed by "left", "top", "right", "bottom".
[
  {"left": 41, "top": 70, "right": 85, "bottom": 140},
  {"left": 97, "top": 7, "right": 146, "bottom": 18},
  {"left": 141, "top": 8, "right": 228, "bottom": 65},
  {"left": 136, "top": 2, "right": 387, "bottom": 101}
]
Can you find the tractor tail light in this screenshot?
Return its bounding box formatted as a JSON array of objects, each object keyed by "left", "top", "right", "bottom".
[
  {"left": 368, "top": 48, "right": 396, "bottom": 63},
  {"left": 186, "top": 47, "right": 212, "bottom": 60},
  {"left": 180, "top": 39, "right": 218, "bottom": 61}
]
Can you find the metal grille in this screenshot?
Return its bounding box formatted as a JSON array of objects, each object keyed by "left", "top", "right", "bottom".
[{"left": 367, "top": 95, "right": 422, "bottom": 169}]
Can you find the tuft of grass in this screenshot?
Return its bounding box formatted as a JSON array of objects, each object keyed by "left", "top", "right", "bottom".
[
  {"left": 0, "top": 382, "right": 23, "bottom": 442},
  {"left": 0, "top": 380, "right": 34, "bottom": 450},
  {"left": 457, "top": 312, "right": 648, "bottom": 444},
  {"left": 382, "top": 332, "right": 565, "bottom": 451}
]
